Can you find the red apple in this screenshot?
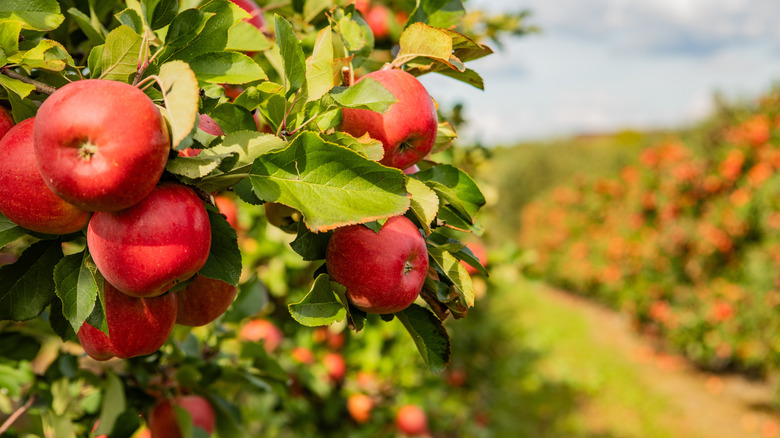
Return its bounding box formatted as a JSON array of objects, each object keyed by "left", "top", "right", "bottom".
[
  {"left": 77, "top": 282, "right": 177, "bottom": 360},
  {"left": 354, "top": 0, "right": 370, "bottom": 15},
  {"left": 0, "top": 118, "right": 91, "bottom": 234},
  {"left": 0, "top": 106, "right": 14, "bottom": 140},
  {"left": 366, "top": 4, "right": 391, "bottom": 39},
  {"left": 149, "top": 395, "right": 215, "bottom": 438},
  {"left": 215, "top": 194, "right": 239, "bottom": 230},
  {"left": 34, "top": 79, "right": 170, "bottom": 212},
  {"left": 347, "top": 393, "right": 374, "bottom": 424},
  {"left": 326, "top": 215, "right": 428, "bottom": 314},
  {"left": 323, "top": 352, "right": 346, "bottom": 382},
  {"left": 341, "top": 69, "right": 438, "bottom": 170},
  {"left": 239, "top": 318, "right": 283, "bottom": 352},
  {"left": 395, "top": 404, "right": 429, "bottom": 436},
  {"left": 87, "top": 183, "right": 211, "bottom": 298},
  {"left": 179, "top": 114, "right": 225, "bottom": 157},
  {"left": 230, "top": 0, "right": 265, "bottom": 30},
  {"left": 291, "top": 346, "right": 315, "bottom": 364},
  {"left": 175, "top": 275, "right": 237, "bottom": 326}
]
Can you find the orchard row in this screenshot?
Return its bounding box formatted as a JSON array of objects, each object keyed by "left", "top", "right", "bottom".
[{"left": 519, "top": 89, "right": 780, "bottom": 379}]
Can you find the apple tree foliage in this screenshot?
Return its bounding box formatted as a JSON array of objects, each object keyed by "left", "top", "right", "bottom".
[{"left": 0, "top": 0, "right": 532, "bottom": 436}]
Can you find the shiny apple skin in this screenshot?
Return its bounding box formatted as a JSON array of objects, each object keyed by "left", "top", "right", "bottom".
[
  {"left": 87, "top": 183, "right": 211, "bottom": 298},
  {"left": 34, "top": 79, "right": 170, "bottom": 212},
  {"left": 77, "top": 282, "right": 177, "bottom": 360},
  {"left": 0, "top": 118, "right": 91, "bottom": 234},
  {"left": 175, "top": 275, "right": 238, "bottom": 327},
  {"left": 326, "top": 216, "right": 428, "bottom": 314},
  {"left": 341, "top": 69, "right": 437, "bottom": 170}
]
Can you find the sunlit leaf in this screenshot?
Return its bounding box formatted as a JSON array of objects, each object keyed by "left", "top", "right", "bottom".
[
  {"left": 158, "top": 60, "right": 200, "bottom": 150},
  {"left": 288, "top": 274, "right": 346, "bottom": 326},
  {"left": 0, "top": 0, "right": 64, "bottom": 31},
  {"left": 101, "top": 25, "right": 143, "bottom": 82},
  {"left": 249, "top": 132, "right": 410, "bottom": 232}
]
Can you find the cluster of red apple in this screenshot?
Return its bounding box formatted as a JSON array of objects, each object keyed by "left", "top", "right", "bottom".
[{"left": 0, "top": 79, "right": 238, "bottom": 361}]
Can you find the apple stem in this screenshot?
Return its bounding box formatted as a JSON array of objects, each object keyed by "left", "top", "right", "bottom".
[{"left": 0, "top": 68, "right": 56, "bottom": 95}]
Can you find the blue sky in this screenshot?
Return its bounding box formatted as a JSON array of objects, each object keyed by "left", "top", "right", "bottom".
[{"left": 419, "top": 0, "right": 780, "bottom": 145}]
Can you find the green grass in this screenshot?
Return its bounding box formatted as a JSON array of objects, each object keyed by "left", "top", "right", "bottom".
[{"left": 456, "top": 261, "right": 701, "bottom": 438}]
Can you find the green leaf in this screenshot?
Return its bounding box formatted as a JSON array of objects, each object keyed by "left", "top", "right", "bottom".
[
  {"left": 396, "top": 304, "right": 451, "bottom": 373},
  {"left": 53, "top": 251, "right": 101, "bottom": 333},
  {"left": 240, "top": 343, "right": 288, "bottom": 380},
  {"left": 288, "top": 274, "right": 346, "bottom": 326},
  {"left": 436, "top": 66, "right": 484, "bottom": 90},
  {"left": 166, "top": 154, "right": 224, "bottom": 179},
  {"left": 198, "top": 207, "right": 241, "bottom": 287},
  {"left": 222, "top": 275, "right": 267, "bottom": 322},
  {"left": 7, "top": 88, "right": 37, "bottom": 121},
  {"left": 407, "top": 178, "right": 439, "bottom": 234},
  {"left": 0, "top": 213, "right": 27, "bottom": 248},
  {"left": 0, "top": 74, "right": 36, "bottom": 99},
  {"left": 209, "top": 394, "right": 247, "bottom": 438},
  {"left": 101, "top": 25, "right": 143, "bottom": 82},
  {"left": 114, "top": 8, "right": 144, "bottom": 35},
  {"left": 329, "top": 76, "right": 397, "bottom": 112},
  {"left": 158, "top": 60, "right": 200, "bottom": 150},
  {"left": 426, "top": 245, "right": 474, "bottom": 307},
  {"left": 87, "top": 45, "right": 104, "bottom": 78},
  {"left": 408, "top": 0, "right": 465, "bottom": 29},
  {"left": 303, "top": 0, "right": 331, "bottom": 23},
  {"left": 305, "top": 27, "right": 335, "bottom": 102},
  {"left": 49, "top": 297, "right": 78, "bottom": 342},
  {"left": 334, "top": 10, "right": 373, "bottom": 67},
  {"left": 94, "top": 372, "right": 125, "bottom": 436},
  {"left": 227, "top": 20, "right": 271, "bottom": 52},
  {"left": 205, "top": 131, "right": 287, "bottom": 171},
  {"left": 290, "top": 222, "right": 331, "bottom": 261},
  {"left": 321, "top": 131, "right": 383, "bottom": 161},
  {"left": 0, "top": 0, "right": 64, "bottom": 31},
  {"left": 415, "top": 164, "right": 485, "bottom": 228},
  {"left": 20, "top": 39, "right": 73, "bottom": 71},
  {"left": 190, "top": 51, "right": 267, "bottom": 84},
  {"left": 165, "top": 9, "right": 213, "bottom": 47},
  {"left": 249, "top": 132, "right": 410, "bottom": 232},
  {"left": 331, "top": 281, "right": 365, "bottom": 332},
  {"left": 85, "top": 289, "right": 108, "bottom": 336},
  {"left": 405, "top": 29, "right": 492, "bottom": 83},
  {"left": 0, "top": 240, "right": 63, "bottom": 321},
  {"left": 146, "top": 0, "right": 178, "bottom": 30},
  {"left": 395, "top": 22, "right": 463, "bottom": 72},
  {"left": 157, "top": 0, "right": 243, "bottom": 64},
  {"left": 0, "top": 20, "right": 23, "bottom": 56},
  {"left": 208, "top": 103, "right": 257, "bottom": 135},
  {"left": 274, "top": 14, "right": 306, "bottom": 97},
  {"left": 431, "top": 121, "right": 457, "bottom": 154},
  {"left": 67, "top": 8, "right": 105, "bottom": 45}
]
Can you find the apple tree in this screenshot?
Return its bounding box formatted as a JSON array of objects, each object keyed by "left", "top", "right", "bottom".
[{"left": 0, "top": 0, "right": 531, "bottom": 436}]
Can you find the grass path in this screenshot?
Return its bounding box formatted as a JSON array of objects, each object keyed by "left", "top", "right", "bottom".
[{"left": 480, "top": 263, "right": 779, "bottom": 437}]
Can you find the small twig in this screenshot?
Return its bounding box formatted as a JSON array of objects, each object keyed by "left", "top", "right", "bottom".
[
  {"left": 0, "top": 68, "right": 56, "bottom": 95},
  {"left": 0, "top": 394, "right": 37, "bottom": 435}
]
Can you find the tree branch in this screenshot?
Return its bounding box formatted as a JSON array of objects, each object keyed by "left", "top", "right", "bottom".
[
  {"left": 0, "top": 68, "right": 57, "bottom": 95},
  {"left": 0, "top": 394, "right": 37, "bottom": 436}
]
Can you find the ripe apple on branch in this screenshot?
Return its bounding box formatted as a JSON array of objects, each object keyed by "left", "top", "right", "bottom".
[{"left": 0, "top": 0, "right": 507, "bottom": 435}]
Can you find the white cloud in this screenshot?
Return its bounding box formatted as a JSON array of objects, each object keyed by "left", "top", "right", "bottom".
[{"left": 431, "top": 0, "right": 780, "bottom": 144}]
